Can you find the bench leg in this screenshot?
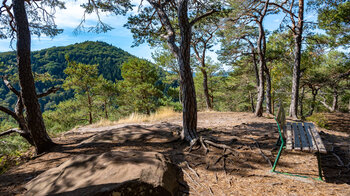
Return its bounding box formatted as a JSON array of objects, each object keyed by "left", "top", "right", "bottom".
[{"left": 316, "top": 152, "right": 323, "bottom": 181}]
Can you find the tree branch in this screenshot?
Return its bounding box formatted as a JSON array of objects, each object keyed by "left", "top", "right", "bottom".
[
  {"left": 1, "top": 75, "right": 20, "bottom": 96},
  {"left": 0, "top": 105, "right": 20, "bottom": 122},
  {"left": 37, "top": 86, "right": 60, "bottom": 98},
  {"left": 190, "top": 9, "right": 217, "bottom": 26},
  {"left": 0, "top": 128, "right": 25, "bottom": 137},
  {"left": 319, "top": 93, "right": 333, "bottom": 111},
  {"left": 148, "top": 0, "right": 179, "bottom": 55}
]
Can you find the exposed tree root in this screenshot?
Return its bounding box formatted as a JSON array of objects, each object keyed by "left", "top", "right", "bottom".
[
  {"left": 185, "top": 161, "right": 200, "bottom": 179},
  {"left": 332, "top": 152, "right": 345, "bottom": 167},
  {"left": 183, "top": 169, "right": 201, "bottom": 188},
  {"left": 188, "top": 135, "right": 240, "bottom": 157},
  {"left": 250, "top": 138, "right": 272, "bottom": 167},
  {"left": 183, "top": 161, "right": 214, "bottom": 196}
]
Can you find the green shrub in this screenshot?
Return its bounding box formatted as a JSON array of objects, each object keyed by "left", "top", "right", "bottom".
[{"left": 306, "top": 113, "right": 329, "bottom": 129}]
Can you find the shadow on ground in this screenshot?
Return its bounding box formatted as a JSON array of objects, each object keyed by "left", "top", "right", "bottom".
[{"left": 1, "top": 114, "right": 350, "bottom": 195}]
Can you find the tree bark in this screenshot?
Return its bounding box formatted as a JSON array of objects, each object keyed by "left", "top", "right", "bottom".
[
  {"left": 87, "top": 93, "right": 93, "bottom": 124},
  {"left": 320, "top": 96, "right": 333, "bottom": 112},
  {"left": 299, "top": 86, "right": 305, "bottom": 117},
  {"left": 306, "top": 88, "right": 318, "bottom": 117},
  {"left": 13, "top": 0, "right": 55, "bottom": 154},
  {"left": 249, "top": 91, "right": 255, "bottom": 113},
  {"left": 178, "top": 0, "right": 197, "bottom": 142},
  {"left": 289, "top": 0, "right": 304, "bottom": 119},
  {"left": 251, "top": 46, "right": 259, "bottom": 88},
  {"left": 148, "top": 0, "right": 198, "bottom": 143},
  {"left": 178, "top": 82, "right": 183, "bottom": 104},
  {"left": 332, "top": 90, "right": 338, "bottom": 112},
  {"left": 201, "top": 67, "right": 212, "bottom": 110},
  {"left": 193, "top": 46, "right": 212, "bottom": 110},
  {"left": 254, "top": 20, "right": 267, "bottom": 117},
  {"left": 264, "top": 65, "right": 272, "bottom": 114},
  {"left": 104, "top": 100, "right": 108, "bottom": 119},
  {"left": 0, "top": 104, "right": 33, "bottom": 145}
]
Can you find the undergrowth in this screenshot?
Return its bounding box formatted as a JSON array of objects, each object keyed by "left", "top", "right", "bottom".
[
  {"left": 0, "top": 122, "right": 31, "bottom": 174},
  {"left": 306, "top": 113, "right": 329, "bottom": 129}
]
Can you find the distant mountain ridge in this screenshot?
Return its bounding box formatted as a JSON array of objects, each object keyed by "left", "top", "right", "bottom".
[
  {"left": 0, "top": 41, "right": 136, "bottom": 112},
  {"left": 0, "top": 41, "right": 135, "bottom": 81}
]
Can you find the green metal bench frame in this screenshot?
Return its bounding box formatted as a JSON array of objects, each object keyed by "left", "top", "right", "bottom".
[{"left": 271, "top": 110, "right": 324, "bottom": 181}]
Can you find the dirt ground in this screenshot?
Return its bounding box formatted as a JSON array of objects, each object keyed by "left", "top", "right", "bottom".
[{"left": 0, "top": 112, "right": 349, "bottom": 196}]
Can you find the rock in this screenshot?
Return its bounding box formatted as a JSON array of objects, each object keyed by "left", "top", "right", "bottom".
[{"left": 24, "top": 151, "right": 180, "bottom": 196}]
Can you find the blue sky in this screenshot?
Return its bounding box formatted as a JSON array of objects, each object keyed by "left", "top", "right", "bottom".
[{"left": 0, "top": 1, "right": 316, "bottom": 62}]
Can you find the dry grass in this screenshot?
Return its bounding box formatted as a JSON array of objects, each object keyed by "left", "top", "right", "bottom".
[
  {"left": 118, "top": 107, "right": 180, "bottom": 123},
  {"left": 91, "top": 107, "right": 180, "bottom": 128}
]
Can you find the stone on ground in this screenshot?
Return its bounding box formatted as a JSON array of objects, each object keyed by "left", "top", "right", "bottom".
[{"left": 24, "top": 151, "right": 180, "bottom": 196}]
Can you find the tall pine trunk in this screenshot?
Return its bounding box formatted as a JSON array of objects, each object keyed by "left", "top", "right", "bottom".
[
  {"left": 299, "top": 86, "right": 305, "bottom": 117},
  {"left": 264, "top": 66, "right": 272, "bottom": 114},
  {"left": 201, "top": 66, "right": 212, "bottom": 110},
  {"left": 289, "top": 0, "right": 304, "bottom": 119},
  {"left": 255, "top": 21, "right": 266, "bottom": 117},
  {"left": 178, "top": 0, "right": 197, "bottom": 142},
  {"left": 13, "top": 0, "right": 55, "bottom": 154},
  {"left": 104, "top": 100, "right": 108, "bottom": 119},
  {"left": 87, "top": 93, "right": 93, "bottom": 124},
  {"left": 332, "top": 90, "right": 338, "bottom": 112},
  {"left": 251, "top": 46, "right": 259, "bottom": 88},
  {"left": 249, "top": 91, "right": 255, "bottom": 113},
  {"left": 306, "top": 88, "right": 318, "bottom": 117}
]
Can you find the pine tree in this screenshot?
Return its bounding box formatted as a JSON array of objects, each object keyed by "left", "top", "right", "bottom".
[{"left": 119, "top": 58, "right": 162, "bottom": 115}]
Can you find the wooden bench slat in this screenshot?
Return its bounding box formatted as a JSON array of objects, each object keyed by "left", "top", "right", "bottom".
[
  {"left": 303, "top": 123, "right": 318, "bottom": 153},
  {"left": 285, "top": 123, "right": 293, "bottom": 150},
  {"left": 305, "top": 123, "right": 327, "bottom": 154},
  {"left": 292, "top": 123, "right": 301, "bottom": 151},
  {"left": 297, "top": 123, "right": 310, "bottom": 152}
]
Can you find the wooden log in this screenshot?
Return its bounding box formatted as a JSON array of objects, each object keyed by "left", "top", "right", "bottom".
[
  {"left": 292, "top": 123, "right": 301, "bottom": 151},
  {"left": 305, "top": 123, "right": 327, "bottom": 154},
  {"left": 303, "top": 123, "right": 318, "bottom": 152},
  {"left": 297, "top": 123, "right": 310, "bottom": 152}
]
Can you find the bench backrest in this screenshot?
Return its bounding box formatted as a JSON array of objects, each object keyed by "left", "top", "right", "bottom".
[{"left": 276, "top": 103, "right": 286, "bottom": 132}]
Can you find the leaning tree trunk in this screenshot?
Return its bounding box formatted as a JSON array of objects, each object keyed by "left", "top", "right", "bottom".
[
  {"left": 178, "top": 82, "right": 183, "bottom": 104},
  {"left": 13, "top": 0, "right": 55, "bottom": 154},
  {"left": 178, "top": 0, "right": 197, "bottom": 143},
  {"left": 289, "top": 0, "right": 304, "bottom": 119}
]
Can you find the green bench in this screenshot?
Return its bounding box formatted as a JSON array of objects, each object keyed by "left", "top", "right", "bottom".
[{"left": 271, "top": 105, "right": 327, "bottom": 181}]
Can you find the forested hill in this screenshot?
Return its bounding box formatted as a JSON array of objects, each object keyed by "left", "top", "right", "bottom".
[
  {"left": 0, "top": 41, "right": 136, "bottom": 111},
  {"left": 0, "top": 41, "right": 134, "bottom": 81}
]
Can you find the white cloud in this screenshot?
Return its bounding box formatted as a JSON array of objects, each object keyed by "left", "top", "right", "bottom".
[
  {"left": 54, "top": 0, "right": 127, "bottom": 29},
  {"left": 54, "top": 1, "right": 86, "bottom": 28}
]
